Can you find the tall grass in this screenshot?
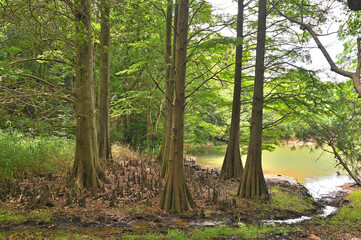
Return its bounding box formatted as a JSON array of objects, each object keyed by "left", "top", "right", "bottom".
[{"left": 0, "top": 129, "right": 74, "bottom": 179}]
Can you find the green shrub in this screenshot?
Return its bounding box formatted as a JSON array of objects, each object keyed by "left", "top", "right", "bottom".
[{"left": 0, "top": 129, "right": 74, "bottom": 179}]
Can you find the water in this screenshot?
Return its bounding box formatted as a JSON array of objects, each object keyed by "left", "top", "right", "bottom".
[
  {"left": 305, "top": 174, "right": 353, "bottom": 200},
  {"left": 193, "top": 145, "right": 344, "bottom": 183},
  {"left": 192, "top": 145, "right": 355, "bottom": 224}
]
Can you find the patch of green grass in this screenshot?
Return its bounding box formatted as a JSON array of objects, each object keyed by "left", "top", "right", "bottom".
[
  {"left": 0, "top": 229, "right": 100, "bottom": 240},
  {"left": 328, "top": 190, "right": 361, "bottom": 229},
  {"left": 122, "top": 232, "right": 164, "bottom": 240},
  {"left": 190, "top": 225, "right": 291, "bottom": 240},
  {"left": 28, "top": 210, "right": 52, "bottom": 222},
  {"left": 269, "top": 187, "right": 314, "bottom": 212},
  {"left": 0, "top": 208, "right": 53, "bottom": 225},
  {"left": 166, "top": 229, "right": 188, "bottom": 240},
  {"left": 0, "top": 208, "right": 25, "bottom": 225},
  {"left": 0, "top": 129, "right": 74, "bottom": 179},
  {"left": 122, "top": 224, "right": 291, "bottom": 240}
]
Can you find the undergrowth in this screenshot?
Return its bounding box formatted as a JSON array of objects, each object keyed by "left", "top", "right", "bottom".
[
  {"left": 0, "top": 208, "right": 52, "bottom": 225},
  {"left": 0, "top": 129, "right": 74, "bottom": 180},
  {"left": 327, "top": 190, "right": 361, "bottom": 230},
  {"left": 122, "top": 225, "right": 292, "bottom": 240},
  {"left": 269, "top": 186, "right": 314, "bottom": 212}
]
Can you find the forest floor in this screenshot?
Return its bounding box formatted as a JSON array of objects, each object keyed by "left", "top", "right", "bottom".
[{"left": 0, "top": 145, "right": 360, "bottom": 239}]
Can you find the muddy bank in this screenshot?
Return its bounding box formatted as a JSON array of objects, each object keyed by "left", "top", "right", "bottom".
[{"left": 0, "top": 156, "right": 344, "bottom": 239}]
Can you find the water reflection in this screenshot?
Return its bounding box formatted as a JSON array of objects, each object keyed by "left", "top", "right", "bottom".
[{"left": 192, "top": 145, "right": 344, "bottom": 183}]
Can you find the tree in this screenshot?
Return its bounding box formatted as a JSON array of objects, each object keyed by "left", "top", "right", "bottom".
[
  {"left": 72, "top": 0, "right": 106, "bottom": 193},
  {"left": 98, "top": 0, "right": 112, "bottom": 160},
  {"left": 220, "top": 0, "right": 245, "bottom": 180},
  {"left": 348, "top": 0, "right": 361, "bottom": 10},
  {"left": 159, "top": 0, "right": 176, "bottom": 177},
  {"left": 238, "top": 0, "right": 269, "bottom": 199},
  {"left": 295, "top": 80, "right": 361, "bottom": 186},
  {"left": 159, "top": 0, "right": 195, "bottom": 213},
  {"left": 274, "top": 2, "right": 361, "bottom": 98}
]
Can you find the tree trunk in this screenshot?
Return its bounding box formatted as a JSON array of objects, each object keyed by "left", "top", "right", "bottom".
[
  {"left": 221, "top": 0, "right": 244, "bottom": 180},
  {"left": 147, "top": 90, "right": 153, "bottom": 145},
  {"left": 72, "top": 0, "right": 106, "bottom": 194},
  {"left": 330, "top": 144, "right": 361, "bottom": 186},
  {"left": 159, "top": 0, "right": 195, "bottom": 213},
  {"left": 238, "top": 0, "right": 268, "bottom": 199},
  {"left": 98, "top": 0, "right": 112, "bottom": 160},
  {"left": 348, "top": 0, "right": 361, "bottom": 10},
  {"left": 159, "top": 0, "right": 177, "bottom": 177}
]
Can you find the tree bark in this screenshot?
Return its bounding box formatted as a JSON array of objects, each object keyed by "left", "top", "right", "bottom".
[
  {"left": 98, "top": 0, "right": 112, "bottom": 160},
  {"left": 159, "top": 0, "right": 177, "bottom": 177},
  {"left": 159, "top": 0, "right": 195, "bottom": 213},
  {"left": 238, "top": 0, "right": 268, "bottom": 199},
  {"left": 221, "top": 0, "right": 244, "bottom": 180},
  {"left": 330, "top": 144, "right": 361, "bottom": 186},
  {"left": 348, "top": 0, "right": 361, "bottom": 10},
  {"left": 72, "top": 0, "right": 106, "bottom": 194}
]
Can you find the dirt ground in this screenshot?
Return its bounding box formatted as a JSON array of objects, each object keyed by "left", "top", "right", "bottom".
[{"left": 0, "top": 152, "right": 360, "bottom": 239}]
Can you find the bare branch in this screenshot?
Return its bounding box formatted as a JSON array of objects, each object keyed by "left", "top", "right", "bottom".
[{"left": 15, "top": 73, "right": 75, "bottom": 97}]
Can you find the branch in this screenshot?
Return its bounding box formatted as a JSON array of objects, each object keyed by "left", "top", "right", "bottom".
[
  {"left": 16, "top": 73, "right": 75, "bottom": 97},
  {"left": 150, "top": 74, "right": 174, "bottom": 107},
  {"left": 273, "top": 3, "right": 354, "bottom": 80},
  {"left": 273, "top": 2, "right": 361, "bottom": 97},
  {"left": 330, "top": 144, "right": 361, "bottom": 186},
  {"left": 6, "top": 58, "right": 73, "bottom": 67},
  {"left": 185, "top": 62, "right": 232, "bottom": 99}
]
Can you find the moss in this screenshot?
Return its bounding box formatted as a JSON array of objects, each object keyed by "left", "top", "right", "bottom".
[
  {"left": 0, "top": 211, "right": 26, "bottom": 225},
  {"left": 268, "top": 187, "right": 314, "bottom": 212},
  {"left": 28, "top": 210, "right": 52, "bottom": 222}
]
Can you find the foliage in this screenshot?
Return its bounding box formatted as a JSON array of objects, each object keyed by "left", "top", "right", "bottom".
[
  {"left": 0, "top": 129, "right": 74, "bottom": 180},
  {"left": 295, "top": 80, "right": 361, "bottom": 178}
]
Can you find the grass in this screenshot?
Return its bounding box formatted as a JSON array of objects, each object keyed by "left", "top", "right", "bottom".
[
  {"left": 122, "top": 225, "right": 292, "bottom": 240},
  {"left": 269, "top": 186, "right": 314, "bottom": 212},
  {"left": 0, "top": 208, "right": 26, "bottom": 225},
  {"left": 0, "top": 129, "right": 74, "bottom": 179},
  {"left": 0, "top": 208, "right": 53, "bottom": 225},
  {"left": 0, "top": 230, "right": 100, "bottom": 240},
  {"left": 327, "top": 190, "right": 361, "bottom": 230}
]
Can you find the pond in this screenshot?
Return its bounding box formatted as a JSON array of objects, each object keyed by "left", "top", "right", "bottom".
[{"left": 191, "top": 145, "right": 345, "bottom": 184}]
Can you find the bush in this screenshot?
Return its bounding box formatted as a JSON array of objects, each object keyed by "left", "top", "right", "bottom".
[{"left": 0, "top": 129, "right": 74, "bottom": 179}]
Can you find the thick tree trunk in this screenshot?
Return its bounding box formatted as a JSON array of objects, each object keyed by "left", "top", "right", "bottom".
[
  {"left": 221, "top": 0, "right": 244, "bottom": 180},
  {"left": 72, "top": 0, "right": 105, "bottom": 194},
  {"left": 159, "top": 0, "right": 177, "bottom": 177},
  {"left": 348, "top": 0, "right": 361, "bottom": 10},
  {"left": 159, "top": 0, "right": 195, "bottom": 213},
  {"left": 238, "top": 0, "right": 268, "bottom": 199},
  {"left": 98, "top": 0, "right": 112, "bottom": 160}
]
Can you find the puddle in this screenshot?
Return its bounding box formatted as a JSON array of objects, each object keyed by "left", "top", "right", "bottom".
[
  {"left": 319, "top": 205, "right": 337, "bottom": 218},
  {"left": 263, "top": 216, "right": 312, "bottom": 225},
  {"left": 187, "top": 220, "right": 225, "bottom": 227}
]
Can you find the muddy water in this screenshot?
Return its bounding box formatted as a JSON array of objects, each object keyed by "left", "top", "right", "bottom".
[
  {"left": 192, "top": 145, "right": 345, "bottom": 184},
  {"left": 192, "top": 145, "right": 354, "bottom": 224}
]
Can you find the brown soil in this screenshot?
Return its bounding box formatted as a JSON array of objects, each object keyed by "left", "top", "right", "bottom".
[{"left": 0, "top": 151, "right": 359, "bottom": 239}]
